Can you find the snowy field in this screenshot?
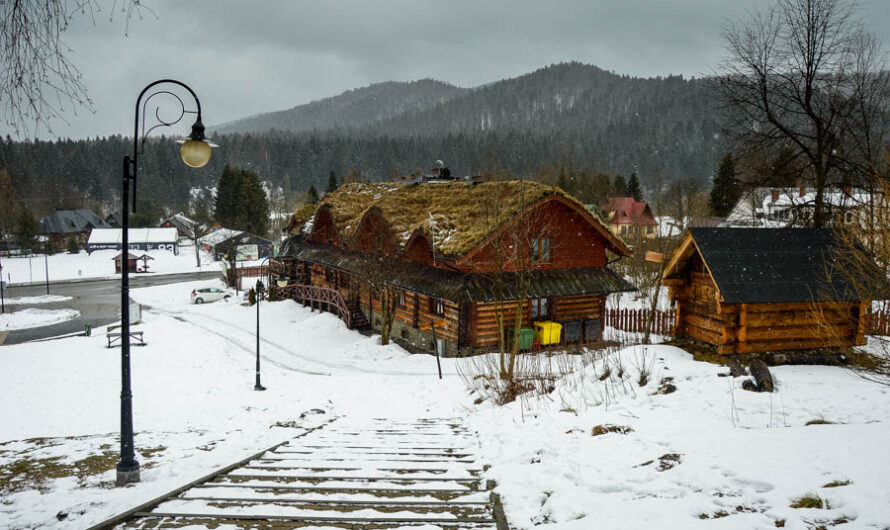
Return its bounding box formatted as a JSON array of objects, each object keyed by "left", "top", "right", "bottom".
[
  {"left": 0, "top": 246, "right": 216, "bottom": 286},
  {"left": 1, "top": 279, "right": 889, "bottom": 529}
]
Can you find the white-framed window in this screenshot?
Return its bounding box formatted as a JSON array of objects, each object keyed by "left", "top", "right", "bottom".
[
  {"left": 530, "top": 297, "right": 549, "bottom": 319},
  {"left": 429, "top": 297, "right": 445, "bottom": 317}
]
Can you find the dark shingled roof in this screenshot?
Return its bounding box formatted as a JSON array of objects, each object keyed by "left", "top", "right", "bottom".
[
  {"left": 281, "top": 239, "right": 636, "bottom": 302},
  {"left": 688, "top": 228, "right": 887, "bottom": 304},
  {"left": 40, "top": 209, "right": 112, "bottom": 234}
]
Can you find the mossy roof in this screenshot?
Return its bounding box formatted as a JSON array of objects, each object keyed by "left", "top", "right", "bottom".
[{"left": 291, "top": 180, "right": 629, "bottom": 258}]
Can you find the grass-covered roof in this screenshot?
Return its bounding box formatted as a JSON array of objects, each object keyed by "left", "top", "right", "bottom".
[{"left": 291, "top": 180, "right": 628, "bottom": 257}]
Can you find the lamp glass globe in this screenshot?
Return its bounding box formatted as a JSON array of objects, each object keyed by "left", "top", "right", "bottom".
[{"left": 180, "top": 140, "right": 212, "bottom": 168}]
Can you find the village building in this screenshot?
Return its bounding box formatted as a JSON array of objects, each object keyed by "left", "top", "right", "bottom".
[
  {"left": 599, "top": 197, "right": 658, "bottom": 240},
  {"left": 39, "top": 209, "right": 112, "bottom": 247},
  {"left": 87, "top": 228, "right": 179, "bottom": 254},
  {"left": 662, "top": 227, "right": 886, "bottom": 355},
  {"left": 212, "top": 232, "right": 276, "bottom": 261},
  {"left": 159, "top": 213, "right": 198, "bottom": 240},
  {"left": 721, "top": 185, "right": 876, "bottom": 228},
  {"left": 277, "top": 180, "right": 635, "bottom": 357}
]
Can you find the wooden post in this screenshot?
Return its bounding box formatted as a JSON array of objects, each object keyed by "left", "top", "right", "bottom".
[{"left": 737, "top": 304, "right": 748, "bottom": 354}]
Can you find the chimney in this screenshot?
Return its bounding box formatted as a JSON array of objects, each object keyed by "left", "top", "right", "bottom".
[
  {"left": 796, "top": 179, "right": 805, "bottom": 198},
  {"left": 771, "top": 189, "right": 780, "bottom": 203}
]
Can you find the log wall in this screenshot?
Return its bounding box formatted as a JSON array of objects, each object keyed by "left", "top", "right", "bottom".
[{"left": 674, "top": 270, "right": 865, "bottom": 354}]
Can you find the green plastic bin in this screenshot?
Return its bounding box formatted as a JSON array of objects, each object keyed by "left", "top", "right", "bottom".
[{"left": 516, "top": 327, "right": 535, "bottom": 351}]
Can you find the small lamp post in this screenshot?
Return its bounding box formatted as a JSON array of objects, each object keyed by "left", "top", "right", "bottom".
[
  {"left": 254, "top": 256, "right": 288, "bottom": 390},
  {"left": 117, "top": 80, "right": 214, "bottom": 486}
]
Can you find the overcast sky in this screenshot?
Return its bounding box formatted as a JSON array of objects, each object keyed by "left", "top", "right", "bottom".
[{"left": 8, "top": 0, "right": 890, "bottom": 140}]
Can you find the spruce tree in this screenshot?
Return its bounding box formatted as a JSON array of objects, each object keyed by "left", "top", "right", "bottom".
[
  {"left": 214, "top": 164, "right": 241, "bottom": 227},
  {"left": 239, "top": 168, "right": 270, "bottom": 237},
  {"left": 612, "top": 174, "right": 627, "bottom": 198},
  {"left": 626, "top": 172, "right": 643, "bottom": 201},
  {"left": 710, "top": 153, "right": 742, "bottom": 217},
  {"left": 307, "top": 185, "right": 319, "bottom": 204},
  {"left": 325, "top": 171, "right": 339, "bottom": 193},
  {"left": 14, "top": 208, "right": 39, "bottom": 252}
]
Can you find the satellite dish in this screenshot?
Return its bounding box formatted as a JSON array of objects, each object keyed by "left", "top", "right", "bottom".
[{"left": 434, "top": 160, "right": 444, "bottom": 169}]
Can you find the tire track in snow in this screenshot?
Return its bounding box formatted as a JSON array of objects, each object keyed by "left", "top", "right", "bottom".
[
  {"left": 142, "top": 306, "right": 332, "bottom": 377},
  {"left": 144, "top": 304, "right": 449, "bottom": 378}
]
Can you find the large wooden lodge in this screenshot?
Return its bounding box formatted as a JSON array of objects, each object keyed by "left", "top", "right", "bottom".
[{"left": 276, "top": 180, "right": 635, "bottom": 356}]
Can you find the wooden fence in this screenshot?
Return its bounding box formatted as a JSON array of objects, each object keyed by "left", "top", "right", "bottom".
[
  {"left": 869, "top": 309, "right": 890, "bottom": 336},
  {"left": 605, "top": 308, "right": 890, "bottom": 337},
  {"left": 605, "top": 308, "right": 676, "bottom": 336}
]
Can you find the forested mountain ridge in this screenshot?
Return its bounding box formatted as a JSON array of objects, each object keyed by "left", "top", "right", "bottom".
[
  {"left": 1, "top": 62, "right": 724, "bottom": 220},
  {"left": 209, "top": 79, "right": 469, "bottom": 136}
]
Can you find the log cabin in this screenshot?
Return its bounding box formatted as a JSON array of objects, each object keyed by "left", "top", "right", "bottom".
[
  {"left": 277, "top": 180, "right": 635, "bottom": 356},
  {"left": 663, "top": 227, "right": 885, "bottom": 354}
]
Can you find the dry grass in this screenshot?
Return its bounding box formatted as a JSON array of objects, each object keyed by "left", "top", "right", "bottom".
[
  {"left": 822, "top": 479, "right": 852, "bottom": 488},
  {"left": 300, "top": 180, "right": 621, "bottom": 257},
  {"left": 790, "top": 493, "right": 829, "bottom": 509}
]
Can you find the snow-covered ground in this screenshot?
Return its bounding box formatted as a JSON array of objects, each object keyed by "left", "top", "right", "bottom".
[
  {"left": 0, "top": 308, "right": 80, "bottom": 331},
  {"left": 1, "top": 279, "right": 889, "bottom": 529},
  {"left": 0, "top": 246, "right": 216, "bottom": 286},
  {"left": 3, "top": 295, "right": 73, "bottom": 306}
]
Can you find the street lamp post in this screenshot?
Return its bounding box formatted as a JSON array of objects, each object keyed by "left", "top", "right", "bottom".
[
  {"left": 254, "top": 256, "right": 288, "bottom": 391},
  {"left": 117, "top": 80, "right": 214, "bottom": 486},
  {"left": 0, "top": 259, "right": 5, "bottom": 314}
]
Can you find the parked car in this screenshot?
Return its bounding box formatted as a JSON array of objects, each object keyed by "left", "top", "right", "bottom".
[{"left": 191, "top": 287, "right": 231, "bottom": 304}]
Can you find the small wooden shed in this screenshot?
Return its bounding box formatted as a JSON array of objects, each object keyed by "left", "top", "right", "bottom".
[{"left": 663, "top": 228, "right": 881, "bottom": 354}]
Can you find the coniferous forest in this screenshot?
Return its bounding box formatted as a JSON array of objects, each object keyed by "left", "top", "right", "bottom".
[{"left": 1, "top": 63, "right": 724, "bottom": 218}]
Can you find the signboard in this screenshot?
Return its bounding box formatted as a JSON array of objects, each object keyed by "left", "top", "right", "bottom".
[
  {"left": 644, "top": 251, "right": 665, "bottom": 264},
  {"left": 236, "top": 244, "right": 259, "bottom": 261},
  {"left": 0, "top": 280, "right": 5, "bottom": 291}
]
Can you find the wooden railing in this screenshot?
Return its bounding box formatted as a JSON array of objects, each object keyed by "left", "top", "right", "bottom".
[
  {"left": 605, "top": 308, "right": 676, "bottom": 336},
  {"left": 276, "top": 283, "right": 353, "bottom": 329}
]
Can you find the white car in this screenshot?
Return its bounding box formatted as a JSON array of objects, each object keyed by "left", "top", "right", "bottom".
[{"left": 191, "top": 287, "right": 231, "bottom": 304}]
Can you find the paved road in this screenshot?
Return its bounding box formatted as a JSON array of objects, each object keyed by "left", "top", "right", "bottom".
[{"left": 1, "top": 271, "right": 222, "bottom": 345}]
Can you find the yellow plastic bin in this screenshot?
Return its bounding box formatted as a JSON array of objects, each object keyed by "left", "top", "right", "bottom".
[{"left": 533, "top": 321, "right": 562, "bottom": 346}]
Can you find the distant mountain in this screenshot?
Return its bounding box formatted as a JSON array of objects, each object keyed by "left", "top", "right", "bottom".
[
  {"left": 3, "top": 63, "right": 725, "bottom": 219},
  {"left": 212, "top": 62, "right": 722, "bottom": 182},
  {"left": 209, "top": 79, "right": 468, "bottom": 135}
]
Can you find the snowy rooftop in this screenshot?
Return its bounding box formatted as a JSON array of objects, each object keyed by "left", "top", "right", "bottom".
[{"left": 88, "top": 228, "right": 179, "bottom": 245}]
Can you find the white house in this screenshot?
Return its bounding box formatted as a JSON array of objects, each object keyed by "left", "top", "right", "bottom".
[{"left": 722, "top": 185, "right": 876, "bottom": 228}]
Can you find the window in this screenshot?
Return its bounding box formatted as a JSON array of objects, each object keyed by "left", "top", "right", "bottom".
[
  {"left": 620, "top": 225, "right": 627, "bottom": 234},
  {"left": 530, "top": 298, "right": 549, "bottom": 319},
  {"left": 397, "top": 289, "right": 407, "bottom": 308},
  {"left": 646, "top": 225, "right": 654, "bottom": 234},
  {"left": 529, "top": 237, "right": 551, "bottom": 262},
  {"left": 429, "top": 297, "right": 445, "bottom": 316}
]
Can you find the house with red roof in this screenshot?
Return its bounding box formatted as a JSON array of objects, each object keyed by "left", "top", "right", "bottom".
[{"left": 600, "top": 197, "right": 658, "bottom": 240}]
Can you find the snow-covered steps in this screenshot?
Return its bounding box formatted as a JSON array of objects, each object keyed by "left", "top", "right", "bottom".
[{"left": 107, "top": 417, "right": 507, "bottom": 530}]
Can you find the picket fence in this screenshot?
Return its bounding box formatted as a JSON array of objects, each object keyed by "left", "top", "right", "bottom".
[
  {"left": 605, "top": 307, "right": 890, "bottom": 337},
  {"left": 605, "top": 308, "right": 676, "bottom": 336}
]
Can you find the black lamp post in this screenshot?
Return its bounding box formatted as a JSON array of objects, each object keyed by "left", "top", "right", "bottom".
[
  {"left": 117, "top": 80, "right": 214, "bottom": 486},
  {"left": 254, "top": 256, "right": 288, "bottom": 391}
]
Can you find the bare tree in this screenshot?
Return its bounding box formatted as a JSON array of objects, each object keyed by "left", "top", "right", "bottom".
[
  {"left": 714, "top": 0, "right": 890, "bottom": 227},
  {"left": 1, "top": 0, "right": 145, "bottom": 136}
]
